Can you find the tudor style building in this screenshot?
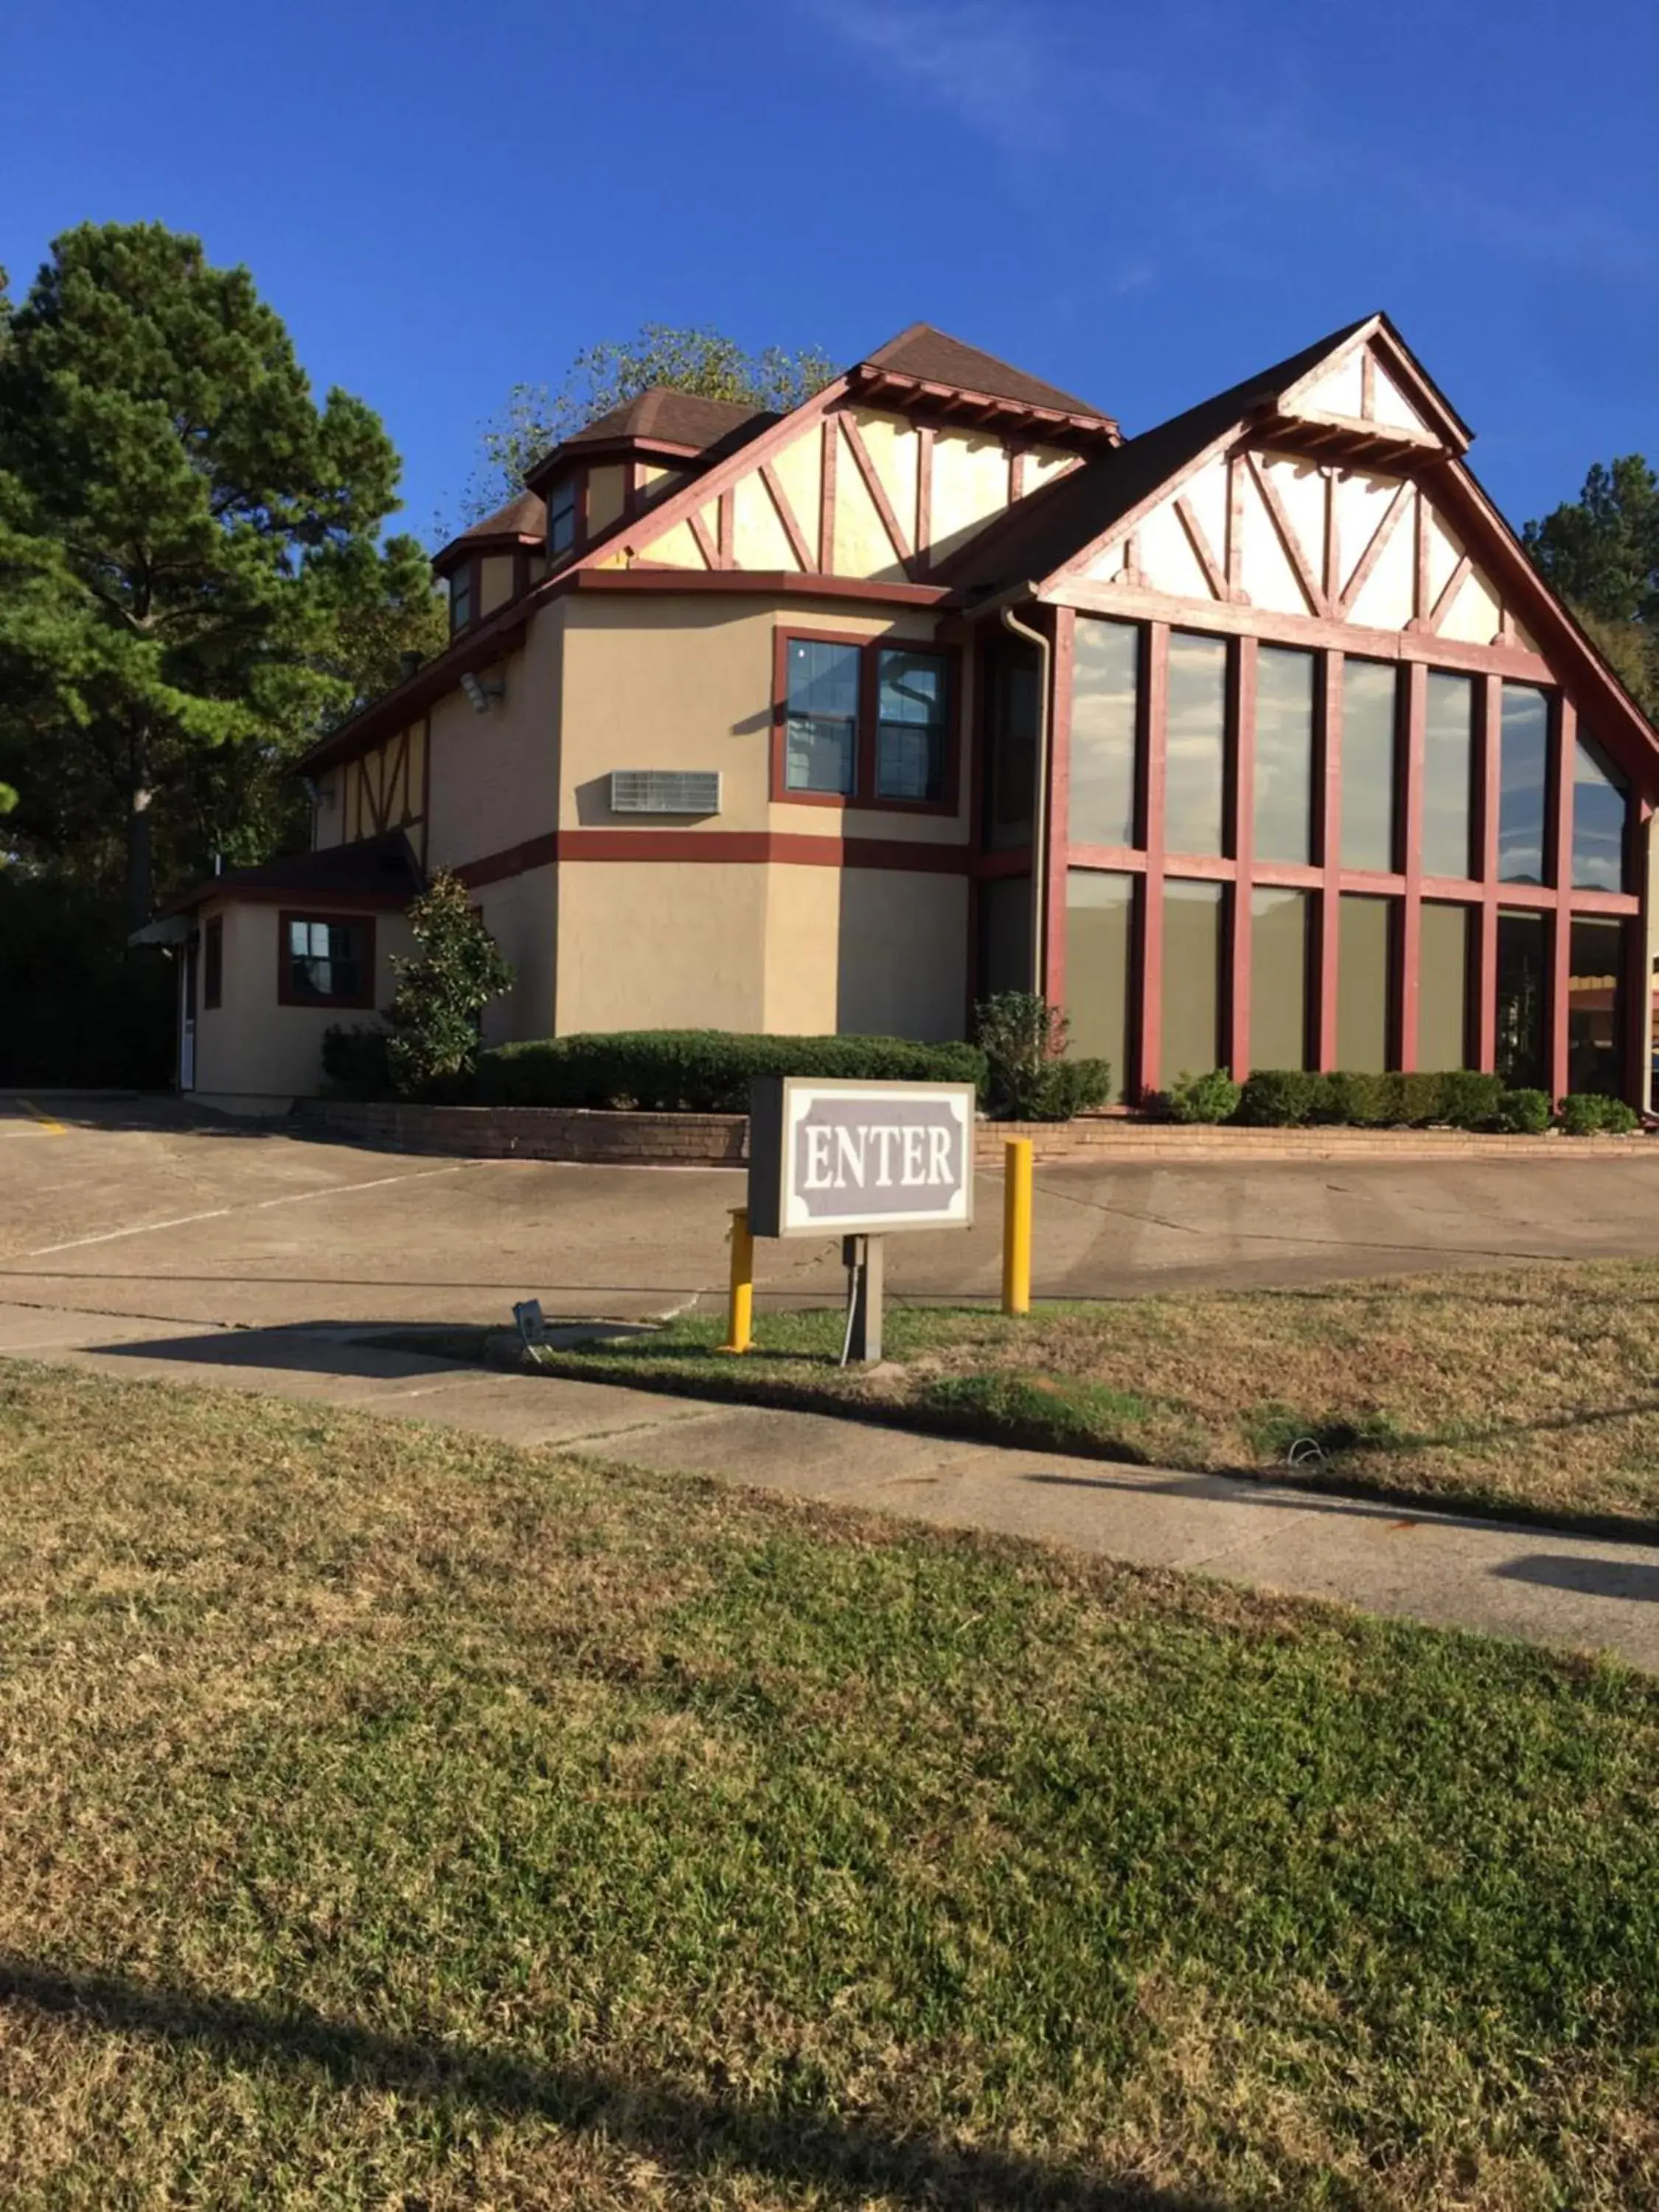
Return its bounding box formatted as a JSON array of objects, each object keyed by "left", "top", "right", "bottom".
[{"left": 155, "top": 316, "right": 1659, "bottom": 1114}]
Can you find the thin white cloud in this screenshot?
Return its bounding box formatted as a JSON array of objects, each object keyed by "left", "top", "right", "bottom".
[{"left": 804, "top": 0, "right": 1065, "bottom": 157}]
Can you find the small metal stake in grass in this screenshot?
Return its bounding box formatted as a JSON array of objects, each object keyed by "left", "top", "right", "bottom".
[{"left": 720, "top": 1206, "right": 754, "bottom": 1354}]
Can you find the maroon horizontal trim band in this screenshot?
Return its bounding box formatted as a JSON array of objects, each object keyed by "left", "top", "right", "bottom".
[
  {"left": 568, "top": 568, "right": 950, "bottom": 608},
  {"left": 456, "top": 827, "right": 971, "bottom": 889}
]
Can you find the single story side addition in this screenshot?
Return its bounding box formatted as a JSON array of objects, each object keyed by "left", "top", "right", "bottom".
[{"left": 152, "top": 315, "right": 1659, "bottom": 1113}]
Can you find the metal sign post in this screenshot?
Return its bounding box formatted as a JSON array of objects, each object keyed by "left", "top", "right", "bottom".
[{"left": 841, "top": 1233, "right": 884, "bottom": 1364}]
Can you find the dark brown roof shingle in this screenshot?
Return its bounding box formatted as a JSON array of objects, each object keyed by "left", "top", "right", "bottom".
[
  {"left": 860, "top": 323, "right": 1107, "bottom": 419},
  {"left": 158, "top": 830, "right": 422, "bottom": 917},
  {"left": 561, "top": 387, "right": 774, "bottom": 453}
]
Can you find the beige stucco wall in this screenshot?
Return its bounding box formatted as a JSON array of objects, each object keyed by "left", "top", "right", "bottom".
[
  {"left": 425, "top": 605, "right": 564, "bottom": 874},
  {"left": 189, "top": 898, "right": 414, "bottom": 1105},
  {"left": 558, "top": 591, "right": 967, "bottom": 842},
  {"left": 473, "top": 862, "right": 557, "bottom": 1047},
  {"left": 554, "top": 855, "right": 966, "bottom": 1041},
  {"left": 556, "top": 860, "right": 771, "bottom": 1034},
  {"left": 479, "top": 554, "right": 517, "bottom": 618}
]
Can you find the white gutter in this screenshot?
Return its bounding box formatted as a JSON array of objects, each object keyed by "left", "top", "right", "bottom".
[{"left": 998, "top": 595, "right": 1052, "bottom": 999}]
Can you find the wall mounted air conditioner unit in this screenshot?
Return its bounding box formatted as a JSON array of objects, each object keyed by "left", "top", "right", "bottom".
[{"left": 609, "top": 770, "right": 722, "bottom": 815}]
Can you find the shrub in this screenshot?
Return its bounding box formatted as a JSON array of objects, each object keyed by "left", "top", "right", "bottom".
[
  {"left": 1557, "top": 1091, "right": 1641, "bottom": 1136},
  {"left": 1394, "top": 1072, "right": 1448, "bottom": 1127},
  {"left": 973, "top": 992, "right": 1071, "bottom": 1119},
  {"left": 1494, "top": 1087, "right": 1552, "bottom": 1134},
  {"left": 385, "top": 872, "right": 514, "bottom": 1096},
  {"left": 1026, "top": 1057, "right": 1113, "bottom": 1121},
  {"left": 476, "top": 1031, "right": 988, "bottom": 1113},
  {"left": 1439, "top": 1071, "right": 1504, "bottom": 1131},
  {"left": 1165, "top": 1068, "right": 1242, "bottom": 1124},
  {"left": 321, "top": 1023, "right": 391, "bottom": 1098},
  {"left": 1310, "top": 1071, "right": 1390, "bottom": 1126},
  {"left": 1235, "top": 1068, "right": 1321, "bottom": 1127}
]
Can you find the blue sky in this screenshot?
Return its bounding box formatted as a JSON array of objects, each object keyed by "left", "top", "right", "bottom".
[{"left": 4, "top": 0, "right": 1655, "bottom": 546}]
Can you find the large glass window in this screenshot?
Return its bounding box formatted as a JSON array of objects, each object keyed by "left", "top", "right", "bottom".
[
  {"left": 983, "top": 640, "right": 1038, "bottom": 849},
  {"left": 1498, "top": 684, "right": 1550, "bottom": 883},
  {"left": 1066, "top": 871, "right": 1134, "bottom": 1102},
  {"left": 1253, "top": 647, "right": 1315, "bottom": 866},
  {"left": 1250, "top": 888, "right": 1310, "bottom": 1070},
  {"left": 1572, "top": 734, "right": 1629, "bottom": 892},
  {"left": 1164, "top": 632, "right": 1228, "bottom": 858},
  {"left": 1417, "top": 902, "right": 1471, "bottom": 1071},
  {"left": 1161, "top": 880, "right": 1225, "bottom": 1079},
  {"left": 1495, "top": 911, "right": 1548, "bottom": 1090},
  {"left": 875, "top": 649, "right": 949, "bottom": 803},
  {"left": 978, "top": 876, "right": 1032, "bottom": 1000},
  {"left": 1340, "top": 659, "right": 1398, "bottom": 872},
  {"left": 1422, "top": 672, "right": 1475, "bottom": 878},
  {"left": 784, "top": 638, "right": 859, "bottom": 796},
  {"left": 1568, "top": 916, "right": 1625, "bottom": 1099},
  {"left": 1337, "top": 894, "right": 1394, "bottom": 1071},
  {"left": 1069, "top": 618, "right": 1138, "bottom": 847}
]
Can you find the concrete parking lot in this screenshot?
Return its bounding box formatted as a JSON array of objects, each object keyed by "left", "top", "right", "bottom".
[{"left": 5, "top": 1092, "right": 1659, "bottom": 1341}]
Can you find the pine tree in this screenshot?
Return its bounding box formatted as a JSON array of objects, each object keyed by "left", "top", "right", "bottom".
[{"left": 0, "top": 223, "right": 445, "bottom": 923}]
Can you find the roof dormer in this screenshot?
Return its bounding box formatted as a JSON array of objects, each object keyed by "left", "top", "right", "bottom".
[{"left": 432, "top": 489, "right": 546, "bottom": 634}]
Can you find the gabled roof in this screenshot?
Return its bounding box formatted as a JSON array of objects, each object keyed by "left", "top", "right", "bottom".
[
  {"left": 156, "top": 830, "right": 423, "bottom": 917},
  {"left": 860, "top": 322, "right": 1106, "bottom": 420},
  {"left": 937, "top": 319, "right": 1375, "bottom": 595}
]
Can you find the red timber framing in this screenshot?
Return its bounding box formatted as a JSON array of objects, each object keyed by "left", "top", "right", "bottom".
[{"left": 1035, "top": 600, "right": 1649, "bottom": 1108}]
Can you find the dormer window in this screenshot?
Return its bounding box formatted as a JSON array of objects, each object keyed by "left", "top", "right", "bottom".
[
  {"left": 448, "top": 563, "right": 473, "bottom": 633},
  {"left": 549, "top": 476, "right": 577, "bottom": 558}
]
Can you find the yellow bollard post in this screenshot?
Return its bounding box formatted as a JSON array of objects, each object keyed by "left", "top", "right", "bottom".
[
  {"left": 1001, "top": 1137, "right": 1033, "bottom": 1317},
  {"left": 720, "top": 1205, "right": 754, "bottom": 1353}
]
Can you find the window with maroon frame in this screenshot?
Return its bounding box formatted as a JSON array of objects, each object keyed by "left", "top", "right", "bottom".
[
  {"left": 548, "top": 476, "right": 577, "bottom": 558},
  {"left": 781, "top": 633, "right": 953, "bottom": 806},
  {"left": 874, "top": 648, "right": 949, "bottom": 804},
  {"left": 784, "top": 638, "right": 859, "bottom": 795},
  {"left": 284, "top": 916, "right": 370, "bottom": 1006},
  {"left": 448, "top": 564, "right": 473, "bottom": 633}
]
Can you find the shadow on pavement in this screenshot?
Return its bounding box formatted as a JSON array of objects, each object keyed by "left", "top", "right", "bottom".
[
  {"left": 0, "top": 1953, "right": 1209, "bottom": 2211},
  {"left": 1492, "top": 1554, "right": 1659, "bottom": 1604}
]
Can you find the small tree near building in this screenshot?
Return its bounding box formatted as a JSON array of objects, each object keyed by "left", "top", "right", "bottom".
[{"left": 385, "top": 872, "right": 513, "bottom": 1096}]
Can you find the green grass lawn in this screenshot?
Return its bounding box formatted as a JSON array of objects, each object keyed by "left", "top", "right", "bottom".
[
  {"left": 509, "top": 1259, "right": 1659, "bottom": 1538},
  {"left": 2, "top": 1363, "right": 1659, "bottom": 2208}
]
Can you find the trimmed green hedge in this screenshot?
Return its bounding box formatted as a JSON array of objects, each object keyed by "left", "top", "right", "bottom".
[
  {"left": 1234, "top": 1068, "right": 1524, "bottom": 1132},
  {"left": 1557, "top": 1091, "right": 1641, "bottom": 1135},
  {"left": 476, "top": 1031, "right": 989, "bottom": 1113}
]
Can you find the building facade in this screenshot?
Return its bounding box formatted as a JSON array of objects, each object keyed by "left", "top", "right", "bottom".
[{"left": 152, "top": 316, "right": 1659, "bottom": 1114}]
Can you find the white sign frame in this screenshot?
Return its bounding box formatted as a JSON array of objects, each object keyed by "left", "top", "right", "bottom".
[{"left": 746, "top": 1076, "right": 978, "bottom": 1240}]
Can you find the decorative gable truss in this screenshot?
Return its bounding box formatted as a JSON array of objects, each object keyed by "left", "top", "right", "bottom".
[
  {"left": 1081, "top": 443, "right": 1540, "bottom": 653},
  {"left": 337, "top": 722, "right": 426, "bottom": 856},
  {"left": 597, "top": 406, "right": 1083, "bottom": 585}
]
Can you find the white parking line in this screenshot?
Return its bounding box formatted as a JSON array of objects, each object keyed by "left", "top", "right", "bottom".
[{"left": 18, "top": 1163, "right": 477, "bottom": 1259}]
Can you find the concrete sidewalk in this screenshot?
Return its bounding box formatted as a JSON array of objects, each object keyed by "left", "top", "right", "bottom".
[{"left": 4, "top": 1295, "right": 1658, "bottom": 1673}]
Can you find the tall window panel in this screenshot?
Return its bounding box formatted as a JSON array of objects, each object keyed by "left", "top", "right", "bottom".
[
  {"left": 784, "top": 638, "right": 859, "bottom": 795},
  {"left": 978, "top": 877, "right": 1032, "bottom": 1000},
  {"left": 1422, "top": 672, "right": 1475, "bottom": 878},
  {"left": 874, "top": 649, "right": 949, "bottom": 804},
  {"left": 1161, "top": 880, "right": 1225, "bottom": 1078},
  {"left": 1253, "top": 647, "right": 1315, "bottom": 865},
  {"left": 1250, "top": 889, "right": 1310, "bottom": 1070},
  {"left": 983, "top": 640, "right": 1038, "bottom": 849},
  {"left": 1416, "top": 903, "right": 1471, "bottom": 1071},
  {"left": 1340, "top": 659, "right": 1399, "bottom": 872},
  {"left": 1164, "top": 632, "right": 1228, "bottom": 858},
  {"left": 1066, "top": 871, "right": 1135, "bottom": 1102},
  {"left": 1498, "top": 684, "right": 1550, "bottom": 883},
  {"left": 1069, "top": 619, "right": 1139, "bottom": 847},
  {"left": 1495, "top": 911, "right": 1548, "bottom": 1090},
  {"left": 1337, "top": 895, "right": 1394, "bottom": 1072},
  {"left": 1568, "top": 916, "right": 1625, "bottom": 1099},
  {"left": 1572, "top": 734, "right": 1629, "bottom": 891}
]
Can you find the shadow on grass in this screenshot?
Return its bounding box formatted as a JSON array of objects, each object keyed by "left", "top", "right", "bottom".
[{"left": 0, "top": 1954, "right": 1211, "bottom": 2211}]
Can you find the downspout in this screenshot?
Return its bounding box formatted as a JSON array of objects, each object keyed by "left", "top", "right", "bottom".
[{"left": 999, "top": 597, "right": 1051, "bottom": 999}]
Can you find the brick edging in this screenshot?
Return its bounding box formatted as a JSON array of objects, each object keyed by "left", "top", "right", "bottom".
[{"left": 301, "top": 1099, "right": 1652, "bottom": 1170}]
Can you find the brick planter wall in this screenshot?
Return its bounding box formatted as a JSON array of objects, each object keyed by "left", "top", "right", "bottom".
[
  {"left": 302, "top": 1099, "right": 1648, "bottom": 1169},
  {"left": 300, "top": 1100, "right": 748, "bottom": 1166}
]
